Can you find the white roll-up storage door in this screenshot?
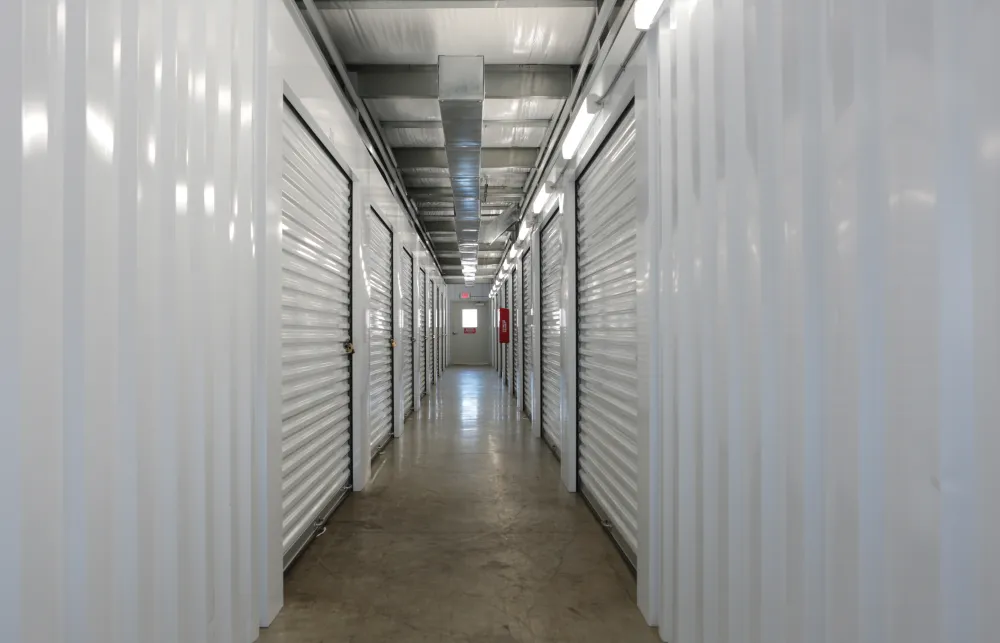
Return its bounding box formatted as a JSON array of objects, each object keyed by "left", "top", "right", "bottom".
[
  {"left": 402, "top": 249, "right": 414, "bottom": 418},
  {"left": 368, "top": 211, "right": 393, "bottom": 457},
  {"left": 576, "top": 106, "right": 639, "bottom": 564},
  {"left": 419, "top": 269, "right": 427, "bottom": 398},
  {"left": 431, "top": 283, "right": 437, "bottom": 383},
  {"left": 439, "top": 290, "right": 445, "bottom": 375},
  {"left": 280, "top": 104, "right": 353, "bottom": 567},
  {"left": 522, "top": 251, "right": 532, "bottom": 418},
  {"left": 540, "top": 211, "right": 563, "bottom": 457},
  {"left": 513, "top": 267, "right": 520, "bottom": 400},
  {"left": 424, "top": 272, "right": 432, "bottom": 393},
  {"left": 504, "top": 278, "right": 511, "bottom": 389}
]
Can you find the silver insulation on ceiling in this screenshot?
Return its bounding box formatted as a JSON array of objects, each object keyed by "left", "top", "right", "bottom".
[{"left": 319, "top": 7, "right": 594, "bottom": 65}]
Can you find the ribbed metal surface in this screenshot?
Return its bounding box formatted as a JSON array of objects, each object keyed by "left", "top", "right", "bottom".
[
  {"left": 576, "top": 108, "right": 638, "bottom": 557},
  {"left": 402, "top": 249, "right": 414, "bottom": 418},
  {"left": 431, "top": 284, "right": 439, "bottom": 378},
  {"left": 522, "top": 250, "right": 533, "bottom": 418},
  {"left": 368, "top": 211, "right": 393, "bottom": 457},
  {"left": 280, "top": 107, "right": 352, "bottom": 556},
  {"left": 540, "top": 211, "right": 563, "bottom": 456},
  {"left": 425, "top": 272, "right": 433, "bottom": 392},
  {"left": 504, "top": 278, "right": 511, "bottom": 388},
  {"left": 420, "top": 268, "right": 427, "bottom": 397},
  {"left": 512, "top": 266, "right": 520, "bottom": 400}
]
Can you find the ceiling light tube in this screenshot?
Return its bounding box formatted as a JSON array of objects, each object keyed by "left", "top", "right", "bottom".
[
  {"left": 532, "top": 182, "right": 557, "bottom": 214},
  {"left": 561, "top": 95, "right": 601, "bottom": 161},
  {"left": 634, "top": 0, "right": 668, "bottom": 29}
]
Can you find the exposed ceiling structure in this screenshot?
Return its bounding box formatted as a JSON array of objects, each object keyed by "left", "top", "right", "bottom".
[{"left": 298, "top": 0, "right": 599, "bottom": 283}]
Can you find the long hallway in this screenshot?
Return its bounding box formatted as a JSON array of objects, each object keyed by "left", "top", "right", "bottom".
[{"left": 259, "top": 367, "right": 656, "bottom": 642}]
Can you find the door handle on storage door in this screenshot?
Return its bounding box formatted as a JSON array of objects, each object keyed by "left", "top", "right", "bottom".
[
  {"left": 390, "top": 338, "right": 397, "bottom": 348},
  {"left": 343, "top": 341, "right": 355, "bottom": 355}
]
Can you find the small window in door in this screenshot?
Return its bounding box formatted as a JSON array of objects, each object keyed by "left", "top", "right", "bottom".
[{"left": 462, "top": 309, "right": 478, "bottom": 328}]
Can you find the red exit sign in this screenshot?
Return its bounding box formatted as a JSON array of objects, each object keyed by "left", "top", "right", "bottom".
[{"left": 461, "top": 292, "right": 471, "bottom": 299}]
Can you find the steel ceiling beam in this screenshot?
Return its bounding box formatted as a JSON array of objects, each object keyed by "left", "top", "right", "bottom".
[
  {"left": 382, "top": 119, "right": 552, "bottom": 130},
  {"left": 394, "top": 147, "right": 539, "bottom": 169},
  {"left": 350, "top": 65, "right": 574, "bottom": 99},
  {"left": 409, "top": 187, "right": 523, "bottom": 198}
]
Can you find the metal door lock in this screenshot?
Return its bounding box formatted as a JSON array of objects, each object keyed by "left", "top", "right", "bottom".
[
  {"left": 343, "top": 341, "right": 355, "bottom": 354},
  {"left": 390, "top": 338, "right": 397, "bottom": 348}
]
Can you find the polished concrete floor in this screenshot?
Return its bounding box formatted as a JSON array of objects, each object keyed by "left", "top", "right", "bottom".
[{"left": 258, "top": 366, "right": 658, "bottom": 643}]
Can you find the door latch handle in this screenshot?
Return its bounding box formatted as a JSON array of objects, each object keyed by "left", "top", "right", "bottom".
[
  {"left": 390, "top": 338, "right": 397, "bottom": 348},
  {"left": 344, "top": 341, "right": 355, "bottom": 355}
]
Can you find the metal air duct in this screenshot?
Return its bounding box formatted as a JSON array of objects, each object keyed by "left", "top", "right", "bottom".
[{"left": 438, "top": 56, "right": 485, "bottom": 277}]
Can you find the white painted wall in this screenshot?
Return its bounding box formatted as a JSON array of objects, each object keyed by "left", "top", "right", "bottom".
[
  {"left": 1, "top": 0, "right": 268, "bottom": 641},
  {"left": 1, "top": 0, "right": 447, "bottom": 640},
  {"left": 640, "top": 1, "right": 1000, "bottom": 642}
]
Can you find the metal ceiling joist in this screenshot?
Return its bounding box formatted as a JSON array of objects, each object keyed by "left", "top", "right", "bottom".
[
  {"left": 408, "top": 187, "right": 523, "bottom": 199},
  {"left": 351, "top": 65, "right": 574, "bottom": 99},
  {"left": 394, "top": 147, "right": 539, "bottom": 169},
  {"left": 383, "top": 119, "right": 551, "bottom": 130}
]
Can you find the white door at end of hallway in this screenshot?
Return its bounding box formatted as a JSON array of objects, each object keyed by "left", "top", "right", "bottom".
[{"left": 450, "top": 300, "right": 491, "bottom": 365}]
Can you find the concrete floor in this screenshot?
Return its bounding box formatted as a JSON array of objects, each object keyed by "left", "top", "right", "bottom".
[{"left": 258, "top": 366, "right": 658, "bottom": 643}]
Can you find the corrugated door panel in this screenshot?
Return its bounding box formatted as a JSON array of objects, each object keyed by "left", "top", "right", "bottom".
[
  {"left": 424, "top": 272, "right": 432, "bottom": 393},
  {"left": 576, "top": 107, "right": 639, "bottom": 560},
  {"left": 402, "top": 249, "right": 414, "bottom": 418},
  {"left": 540, "top": 211, "right": 563, "bottom": 457},
  {"left": 439, "top": 290, "right": 445, "bottom": 375},
  {"left": 368, "top": 211, "right": 393, "bottom": 456},
  {"left": 522, "top": 251, "right": 532, "bottom": 418},
  {"left": 419, "top": 269, "right": 427, "bottom": 397},
  {"left": 505, "top": 278, "right": 511, "bottom": 388},
  {"left": 431, "top": 283, "right": 437, "bottom": 382},
  {"left": 513, "top": 267, "right": 520, "bottom": 401},
  {"left": 280, "top": 106, "right": 352, "bottom": 563}
]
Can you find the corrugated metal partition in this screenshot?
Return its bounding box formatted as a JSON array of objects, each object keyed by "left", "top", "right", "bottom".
[
  {"left": 402, "top": 249, "right": 414, "bottom": 418},
  {"left": 280, "top": 105, "right": 353, "bottom": 567},
  {"left": 512, "top": 267, "right": 520, "bottom": 400},
  {"left": 419, "top": 268, "right": 427, "bottom": 398},
  {"left": 575, "top": 106, "right": 638, "bottom": 565},
  {"left": 522, "top": 251, "right": 533, "bottom": 418},
  {"left": 368, "top": 210, "right": 394, "bottom": 457},
  {"left": 540, "top": 211, "right": 563, "bottom": 457}
]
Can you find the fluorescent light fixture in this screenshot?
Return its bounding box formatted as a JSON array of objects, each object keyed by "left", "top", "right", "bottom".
[
  {"left": 634, "top": 0, "right": 668, "bottom": 29},
  {"left": 561, "top": 95, "right": 601, "bottom": 161},
  {"left": 518, "top": 222, "right": 531, "bottom": 241},
  {"left": 532, "top": 182, "right": 557, "bottom": 215}
]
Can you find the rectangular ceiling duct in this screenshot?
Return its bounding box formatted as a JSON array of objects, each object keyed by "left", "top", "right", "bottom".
[{"left": 438, "top": 55, "right": 485, "bottom": 274}]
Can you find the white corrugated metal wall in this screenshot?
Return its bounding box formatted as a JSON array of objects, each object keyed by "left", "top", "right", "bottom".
[
  {"left": 640, "top": 3, "right": 1000, "bottom": 642},
  {"left": 367, "top": 210, "right": 393, "bottom": 456},
  {"left": 576, "top": 106, "right": 639, "bottom": 565},
  {"left": 0, "top": 0, "right": 268, "bottom": 639},
  {"left": 540, "top": 211, "right": 563, "bottom": 457},
  {"left": 280, "top": 105, "right": 354, "bottom": 567}
]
